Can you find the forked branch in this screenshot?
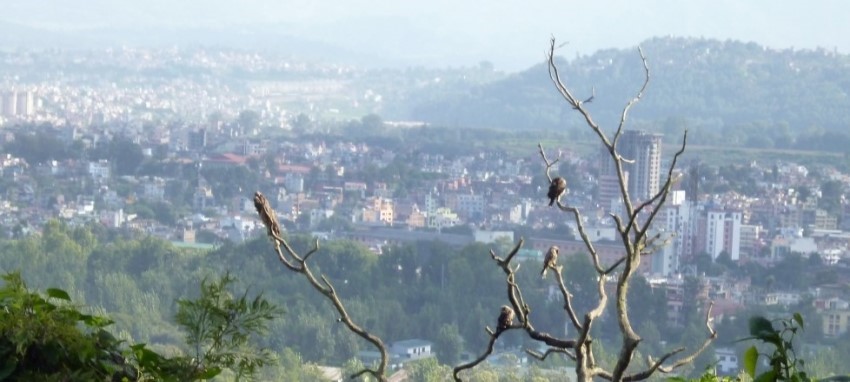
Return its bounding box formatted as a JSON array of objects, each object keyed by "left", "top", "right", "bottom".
[
  {"left": 253, "top": 192, "right": 388, "bottom": 381},
  {"left": 538, "top": 37, "right": 712, "bottom": 382},
  {"left": 651, "top": 302, "right": 718, "bottom": 374},
  {"left": 452, "top": 324, "right": 518, "bottom": 381},
  {"left": 453, "top": 239, "right": 578, "bottom": 381},
  {"left": 527, "top": 347, "right": 577, "bottom": 362}
]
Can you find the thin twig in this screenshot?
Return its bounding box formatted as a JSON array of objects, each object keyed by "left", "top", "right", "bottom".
[
  {"left": 527, "top": 347, "right": 577, "bottom": 362},
  {"left": 553, "top": 266, "right": 582, "bottom": 332},
  {"left": 453, "top": 327, "right": 516, "bottom": 381},
  {"left": 654, "top": 302, "right": 718, "bottom": 374}
]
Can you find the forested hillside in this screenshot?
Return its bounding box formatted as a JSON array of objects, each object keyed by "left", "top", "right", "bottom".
[
  {"left": 403, "top": 37, "right": 850, "bottom": 150},
  {"left": 0, "top": 222, "right": 678, "bottom": 373},
  {"left": 2, "top": 221, "right": 849, "bottom": 379}
]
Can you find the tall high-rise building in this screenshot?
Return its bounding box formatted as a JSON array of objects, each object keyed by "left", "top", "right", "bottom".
[
  {"left": 620, "top": 130, "right": 662, "bottom": 202},
  {"left": 1, "top": 90, "right": 36, "bottom": 118},
  {"left": 15, "top": 90, "right": 34, "bottom": 116},
  {"left": 705, "top": 210, "right": 741, "bottom": 261},
  {"left": 1, "top": 91, "right": 16, "bottom": 117},
  {"left": 597, "top": 130, "right": 662, "bottom": 205},
  {"left": 653, "top": 190, "right": 699, "bottom": 275}
]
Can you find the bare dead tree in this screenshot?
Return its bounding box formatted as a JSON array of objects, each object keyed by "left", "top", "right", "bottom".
[
  {"left": 253, "top": 192, "right": 388, "bottom": 381},
  {"left": 453, "top": 38, "right": 717, "bottom": 382}
]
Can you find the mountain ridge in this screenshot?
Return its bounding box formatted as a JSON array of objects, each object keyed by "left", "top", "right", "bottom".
[{"left": 402, "top": 36, "right": 850, "bottom": 143}]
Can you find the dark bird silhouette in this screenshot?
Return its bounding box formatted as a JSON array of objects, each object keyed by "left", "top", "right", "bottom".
[
  {"left": 541, "top": 246, "right": 559, "bottom": 278},
  {"left": 497, "top": 305, "right": 514, "bottom": 332},
  {"left": 253, "top": 191, "right": 281, "bottom": 242},
  {"left": 548, "top": 177, "right": 567, "bottom": 206}
]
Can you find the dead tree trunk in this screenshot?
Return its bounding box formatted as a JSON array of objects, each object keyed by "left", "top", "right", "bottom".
[{"left": 453, "top": 38, "right": 716, "bottom": 382}]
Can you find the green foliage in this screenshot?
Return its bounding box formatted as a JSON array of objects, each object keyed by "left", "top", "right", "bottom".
[
  {"left": 91, "top": 137, "right": 145, "bottom": 175},
  {"left": 0, "top": 272, "right": 141, "bottom": 381},
  {"left": 668, "top": 368, "right": 740, "bottom": 382},
  {"left": 0, "top": 270, "right": 292, "bottom": 382},
  {"left": 435, "top": 323, "right": 463, "bottom": 365},
  {"left": 5, "top": 129, "right": 71, "bottom": 164},
  {"left": 405, "top": 357, "right": 452, "bottom": 381},
  {"left": 269, "top": 347, "right": 330, "bottom": 382},
  {"left": 175, "top": 272, "right": 282, "bottom": 381},
  {"left": 5, "top": 222, "right": 846, "bottom": 380},
  {"left": 740, "top": 313, "right": 810, "bottom": 382}
]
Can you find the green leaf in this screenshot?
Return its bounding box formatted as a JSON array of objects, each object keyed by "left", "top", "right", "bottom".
[
  {"left": 81, "top": 314, "right": 114, "bottom": 328},
  {"left": 0, "top": 357, "right": 16, "bottom": 379},
  {"left": 46, "top": 288, "right": 71, "bottom": 301},
  {"left": 744, "top": 346, "right": 759, "bottom": 378},
  {"left": 198, "top": 366, "right": 222, "bottom": 379},
  {"left": 793, "top": 312, "right": 805, "bottom": 330},
  {"left": 754, "top": 370, "right": 777, "bottom": 382},
  {"left": 749, "top": 316, "right": 774, "bottom": 336}
]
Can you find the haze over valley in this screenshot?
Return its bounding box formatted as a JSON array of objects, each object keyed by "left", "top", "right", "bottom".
[{"left": 1, "top": 2, "right": 850, "bottom": 381}]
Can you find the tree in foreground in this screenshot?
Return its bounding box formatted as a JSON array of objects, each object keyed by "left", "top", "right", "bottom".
[
  {"left": 175, "top": 273, "right": 282, "bottom": 381},
  {"left": 251, "top": 38, "right": 716, "bottom": 382},
  {"left": 0, "top": 271, "right": 281, "bottom": 382},
  {"left": 0, "top": 272, "right": 140, "bottom": 381},
  {"left": 450, "top": 37, "right": 716, "bottom": 382}
]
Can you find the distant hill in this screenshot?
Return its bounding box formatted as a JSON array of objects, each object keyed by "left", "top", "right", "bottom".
[{"left": 402, "top": 37, "right": 850, "bottom": 146}]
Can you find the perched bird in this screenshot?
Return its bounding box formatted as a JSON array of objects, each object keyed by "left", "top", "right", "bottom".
[
  {"left": 540, "top": 246, "right": 559, "bottom": 278},
  {"left": 253, "top": 191, "right": 281, "bottom": 241},
  {"left": 548, "top": 177, "right": 567, "bottom": 206},
  {"left": 497, "top": 305, "right": 515, "bottom": 332}
]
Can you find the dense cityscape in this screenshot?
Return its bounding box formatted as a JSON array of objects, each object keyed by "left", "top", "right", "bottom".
[{"left": 2, "top": 28, "right": 850, "bottom": 380}]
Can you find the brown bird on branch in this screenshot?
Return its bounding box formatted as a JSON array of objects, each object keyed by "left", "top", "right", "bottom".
[
  {"left": 253, "top": 191, "right": 281, "bottom": 243},
  {"left": 540, "top": 246, "right": 559, "bottom": 278},
  {"left": 548, "top": 177, "right": 567, "bottom": 206},
  {"left": 497, "top": 305, "right": 514, "bottom": 333}
]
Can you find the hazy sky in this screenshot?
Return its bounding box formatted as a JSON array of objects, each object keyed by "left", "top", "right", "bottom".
[{"left": 3, "top": 0, "right": 848, "bottom": 70}]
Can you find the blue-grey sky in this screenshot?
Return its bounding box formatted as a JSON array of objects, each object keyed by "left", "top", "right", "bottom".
[{"left": 3, "top": 0, "right": 847, "bottom": 70}]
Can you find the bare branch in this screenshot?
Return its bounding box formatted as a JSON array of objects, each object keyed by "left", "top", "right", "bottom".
[
  {"left": 572, "top": 86, "right": 596, "bottom": 109},
  {"left": 457, "top": 238, "right": 580, "bottom": 381},
  {"left": 491, "top": 38, "right": 711, "bottom": 382},
  {"left": 302, "top": 238, "right": 320, "bottom": 263},
  {"left": 602, "top": 257, "right": 627, "bottom": 275},
  {"left": 553, "top": 266, "right": 582, "bottom": 332},
  {"left": 653, "top": 302, "right": 718, "bottom": 374},
  {"left": 253, "top": 191, "right": 388, "bottom": 381},
  {"left": 556, "top": 204, "right": 606, "bottom": 274},
  {"left": 527, "top": 347, "right": 577, "bottom": 362},
  {"left": 547, "top": 38, "right": 612, "bottom": 149},
  {"left": 621, "top": 348, "right": 684, "bottom": 381},
  {"left": 538, "top": 143, "right": 559, "bottom": 183},
  {"left": 453, "top": 327, "right": 513, "bottom": 381},
  {"left": 612, "top": 46, "right": 650, "bottom": 147},
  {"left": 638, "top": 130, "right": 688, "bottom": 235}
]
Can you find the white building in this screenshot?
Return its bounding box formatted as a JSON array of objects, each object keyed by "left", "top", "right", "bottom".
[
  {"left": 473, "top": 230, "right": 514, "bottom": 244},
  {"left": 715, "top": 348, "right": 738, "bottom": 375},
  {"left": 283, "top": 173, "right": 304, "bottom": 193},
  {"left": 651, "top": 238, "right": 678, "bottom": 276},
  {"left": 88, "top": 160, "right": 111, "bottom": 181},
  {"left": 705, "top": 210, "right": 741, "bottom": 260},
  {"left": 656, "top": 190, "right": 694, "bottom": 275}
]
